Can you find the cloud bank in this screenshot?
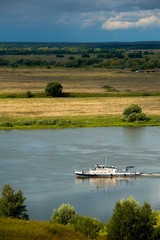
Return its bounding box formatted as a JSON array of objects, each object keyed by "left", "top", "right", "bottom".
[
  {"left": 0, "top": 0, "right": 160, "bottom": 41},
  {"left": 102, "top": 10, "right": 160, "bottom": 30}
]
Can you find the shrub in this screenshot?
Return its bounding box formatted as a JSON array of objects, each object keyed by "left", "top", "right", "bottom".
[
  {"left": 51, "top": 203, "right": 77, "bottom": 225},
  {"left": 56, "top": 54, "right": 64, "bottom": 58},
  {"left": 71, "top": 215, "right": 104, "bottom": 239},
  {"left": 126, "top": 113, "right": 137, "bottom": 122},
  {"left": 3, "top": 122, "right": 13, "bottom": 127},
  {"left": 122, "top": 104, "right": 147, "bottom": 122},
  {"left": 45, "top": 81, "right": 63, "bottom": 97},
  {"left": 26, "top": 91, "right": 34, "bottom": 98},
  {"left": 68, "top": 56, "right": 75, "bottom": 60},
  {"left": 82, "top": 53, "right": 90, "bottom": 58},
  {"left": 51, "top": 203, "right": 106, "bottom": 239},
  {"left": 123, "top": 104, "right": 142, "bottom": 116},
  {"left": 136, "top": 112, "right": 147, "bottom": 121}
]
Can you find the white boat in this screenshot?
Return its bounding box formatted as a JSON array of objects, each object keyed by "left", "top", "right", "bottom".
[{"left": 75, "top": 157, "right": 140, "bottom": 178}]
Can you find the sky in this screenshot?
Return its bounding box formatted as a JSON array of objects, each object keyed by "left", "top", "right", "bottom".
[{"left": 1, "top": 0, "right": 160, "bottom": 42}]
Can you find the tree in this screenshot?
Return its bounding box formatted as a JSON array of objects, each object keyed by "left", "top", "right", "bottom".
[
  {"left": 0, "top": 184, "right": 29, "bottom": 219},
  {"left": 72, "top": 215, "right": 104, "bottom": 239},
  {"left": 51, "top": 203, "right": 106, "bottom": 239},
  {"left": 26, "top": 90, "right": 34, "bottom": 98},
  {"left": 45, "top": 81, "right": 63, "bottom": 97},
  {"left": 51, "top": 203, "right": 76, "bottom": 225},
  {"left": 82, "top": 53, "right": 90, "bottom": 58},
  {"left": 123, "top": 104, "right": 147, "bottom": 122},
  {"left": 107, "top": 196, "right": 155, "bottom": 240}
]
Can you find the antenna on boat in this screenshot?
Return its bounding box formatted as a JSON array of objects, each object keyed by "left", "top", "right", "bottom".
[{"left": 105, "top": 155, "right": 109, "bottom": 166}]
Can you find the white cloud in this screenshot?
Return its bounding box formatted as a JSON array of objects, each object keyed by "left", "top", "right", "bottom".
[
  {"left": 102, "top": 10, "right": 160, "bottom": 30},
  {"left": 80, "top": 12, "right": 106, "bottom": 28}
]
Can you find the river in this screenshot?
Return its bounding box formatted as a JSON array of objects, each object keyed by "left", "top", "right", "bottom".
[{"left": 0, "top": 127, "right": 160, "bottom": 222}]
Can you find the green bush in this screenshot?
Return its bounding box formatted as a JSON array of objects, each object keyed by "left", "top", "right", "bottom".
[
  {"left": 45, "top": 81, "right": 63, "bottom": 97},
  {"left": 71, "top": 215, "right": 104, "bottom": 239},
  {"left": 123, "top": 104, "right": 147, "bottom": 122},
  {"left": 81, "top": 53, "right": 90, "bottom": 58},
  {"left": 68, "top": 56, "right": 75, "bottom": 60},
  {"left": 136, "top": 112, "right": 147, "bottom": 121},
  {"left": 51, "top": 203, "right": 106, "bottom": 239},
  {"left": 123, "top": 104, "right": 142, "bottom": 116},
  {"left": 126, "top": 113, "right": 137, "bottom": 122},
  {"left": 51, "top": 203, "right": 77, "bottom": 225},
  {"left": 26, "top": 91, "right": 34, "bottom": 98}
]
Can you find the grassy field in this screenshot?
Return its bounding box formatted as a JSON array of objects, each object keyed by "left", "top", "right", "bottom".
[
  {"left": 0, "top": 97, "right": 160, "bottom": 120},
  {"left": 1, "top": 68, "right": 160, "bottom": 94},
  {"left": 0, "top": 67, "right": 160, "bottom": 128},
  {"left": 0, "top": 217, "right": 89, "bottom": 240},
  {"left": 0, "top": 96, "right": 160, "bottom": 129}
]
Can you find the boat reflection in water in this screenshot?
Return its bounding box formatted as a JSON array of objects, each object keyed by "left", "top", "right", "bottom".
[{"left": 75, "top": 176, "right": 140, "bottom": 190}]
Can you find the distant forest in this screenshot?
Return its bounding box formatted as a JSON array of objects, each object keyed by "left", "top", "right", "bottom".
[
  {"left": 0, "top": 41, "right": 160, "bottom": 70},
  {"left": 1, "top": 41, "right": 160, "bottom": 51}
]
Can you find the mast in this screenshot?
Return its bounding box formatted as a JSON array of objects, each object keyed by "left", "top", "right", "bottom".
[{"left": 105, "top": 156, "right": 109, "bottom": 166}]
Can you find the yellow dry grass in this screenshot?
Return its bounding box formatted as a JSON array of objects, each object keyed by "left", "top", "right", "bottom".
[
  {"left": 1, "top": 68, "right": 160, "bottom": 93},
  {"left": 0, "top": 97, "right": 159, "bottom": 119}
]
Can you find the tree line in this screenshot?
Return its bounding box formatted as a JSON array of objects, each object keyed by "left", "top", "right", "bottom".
[
  {"left": 0, "top": 50, "right": 159, "bottom": 70},
  {"left": 0, "top": 41, "right": 160, "bottom": 50}
]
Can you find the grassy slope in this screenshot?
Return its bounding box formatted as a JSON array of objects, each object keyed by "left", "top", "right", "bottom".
[{"left": 0, "top": 217, "right": 89, "bottom": 240}]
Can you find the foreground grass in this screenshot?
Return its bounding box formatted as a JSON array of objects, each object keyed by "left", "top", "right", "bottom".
[
  {"left": 0, "top": 217, "right": 89, "bottom": 240},
  {"left": 0, "top": 115, "right": 160, "bottom": 130}
]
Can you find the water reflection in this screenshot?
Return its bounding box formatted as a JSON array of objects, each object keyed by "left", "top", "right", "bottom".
[{"left": 75, "top": 176, "right": 140, "bottom": 190}]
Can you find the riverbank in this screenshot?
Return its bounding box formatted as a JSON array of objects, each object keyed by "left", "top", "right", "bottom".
[
  {"left": 0, "top": 115, "right": 160, "bottom": 129},
  {"left": 0, "top": 96, "right": 160, "bottom": 129}
]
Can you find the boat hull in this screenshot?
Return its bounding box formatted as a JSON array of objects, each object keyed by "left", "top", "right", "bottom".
[{"left": 75, "top": 172, "right": 141, "bottom": 178}]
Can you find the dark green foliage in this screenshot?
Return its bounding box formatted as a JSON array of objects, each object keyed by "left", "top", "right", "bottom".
[
  {"left": 82, "top": 53, "right": 90, "bottom": 58},
  {"left": 136, "top": 112, "right": 147, "bottom": 121},
  {"left": 4, "top": 122, "right": 13, "bottom": 127},
  {"left": 26, "top": 91, "right": 34, "bottom": 98},
  {"left": 128, "top": 51, "right": 143, "bottom": 58},
  {"left": 7, "top": 94, "right": 16, "bottom": 98},
  {"left": 0, "top": 58, "right": 10, "bottom": 66},
  {"left": 56, "top": 54, "right": 64, "bottom": 58},
  {"left": 107, "top": 196, "right": 155, "bottom": 240},
  {"left": 45, "top": 81, "right": 63, "bottom": 97},
  {"left": 123, "top": 104, "right": 147, "bottom": 122},
  {"left": 71, "top": 215, "right": 104, "bottom": 239},
  {"left": 123, "top": 104, "right": 142, "bottom": 115},
  {"left": 68, "top": 56, "right": 75, "bottom": 60},
  {"left": 51, "top": 203, "right": 106, "bottom": 239},
  {"left": 0, "top": 42, "right": 160, "bottom": 70},
  {"left": 0, "top": 184, "right": 29, "bottom": 219},
  {"left": 125, "top": 112, "right": 137, "bottom": 122}
]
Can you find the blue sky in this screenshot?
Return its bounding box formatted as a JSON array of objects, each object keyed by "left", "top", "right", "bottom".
[{"left": 1, "top": 0, "right": 160, "bottom": 42}]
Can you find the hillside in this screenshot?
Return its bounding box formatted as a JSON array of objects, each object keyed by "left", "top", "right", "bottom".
[{"left": 0, "top": 217, "right": 89, "bottom": 240}]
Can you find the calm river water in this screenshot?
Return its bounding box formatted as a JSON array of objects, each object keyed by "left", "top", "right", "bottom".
[{"left": 0, "top": 127, "right": 160, "bottom": 222}]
